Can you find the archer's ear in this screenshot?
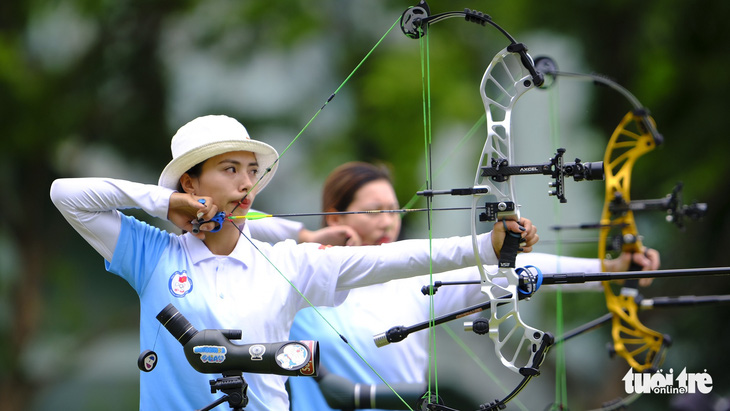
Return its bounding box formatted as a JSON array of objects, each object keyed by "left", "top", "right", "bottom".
[
  {"left": 179, "top": 173, "right": 196, "bottom": 194},
  {"left": 325, "top": 209, "right": 341, "bottom": 227}
]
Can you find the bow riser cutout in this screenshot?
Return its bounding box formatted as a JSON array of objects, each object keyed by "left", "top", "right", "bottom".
[
  {"left": 599, "top": 111, "right": 667, "bottom": 372},
  {"left": 475, "top": 47, "right": 551, "bottom": 375}
]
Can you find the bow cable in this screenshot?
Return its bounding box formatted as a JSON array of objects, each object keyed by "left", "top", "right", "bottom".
[
  {"left": 545, "top": 64, "right": 569, "bottom": 410},
  {"left": 417, "top": 20, "right": 441, "bottom": 405}
]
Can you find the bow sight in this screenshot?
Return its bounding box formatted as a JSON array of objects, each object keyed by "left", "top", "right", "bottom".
[
  {"left": 417, "top": 149, "right": 604, "bottom": 222},
  {"left": 481, "top": 148, "right": 604, "bottom": 204},
  {"left": 607, "top": 181, "right": 707, "bottom": 230}
]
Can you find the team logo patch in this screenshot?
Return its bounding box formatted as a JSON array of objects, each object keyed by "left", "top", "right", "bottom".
[{"left": 168, "top": 271, "right": 193, "bottom": 298}]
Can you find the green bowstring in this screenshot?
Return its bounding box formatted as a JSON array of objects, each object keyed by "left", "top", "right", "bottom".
[
  {"left": 401, "top": 109, "right": 535, "bottom": 406},
  {"left": 418, "top": 26, "right": 439, "bottom": 403},
  {"left": 241, "top": 17, "right": 400, "bottom": 201},
  {"left": 240, "top": 12, "right": 492, "bottom": 408},
  {"left": 415, "top": 23, "right": 532, "bottom": 407},
  {"left": 547, "top": 75, "right": 569, "bottom": 410},
  {"left": 412, "top": 21, "right": 560, "bottom": 408},
  {"left": 235, "top": 15, "right": 416, "bottom": 410},
  {"left": 244, "top": 9, "right": 528, "bottom": 409}
]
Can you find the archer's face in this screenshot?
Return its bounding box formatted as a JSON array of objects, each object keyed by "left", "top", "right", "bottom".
[
  {"left": 192, "top": 151, "right": 259, "bottom": 215},
  {"left": 330, "top": 179, "right": 401, "bottom": 245}
]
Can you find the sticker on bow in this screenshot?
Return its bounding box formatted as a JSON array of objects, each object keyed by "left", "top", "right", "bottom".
[{"left": 193, "top": 345, "right": 227, "bottom": 364}]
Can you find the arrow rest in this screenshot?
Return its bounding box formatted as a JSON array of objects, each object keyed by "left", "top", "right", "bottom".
[{"left": 480, "top": 201, "right": 516, "bottom": 222}]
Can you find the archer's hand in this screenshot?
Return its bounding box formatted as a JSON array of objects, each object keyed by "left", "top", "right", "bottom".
[
  {"left": 298, "top": 226, "right": 362, "bottom": 246},
  {"left": 491, "top": 218, "right": 538, "bottom": 258},
  {"left": 168, "top": 192, "right": 218, "bottom": 239},
  {"left": 603, "top": 248, "right": 661, "bottom": 286}
]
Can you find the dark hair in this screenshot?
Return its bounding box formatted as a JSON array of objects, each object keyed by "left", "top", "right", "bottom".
[
  {"left": 321, "top": 162, "right": 394, "bottom": 226},
  {"left": 176, "top": 161, "right": 205, "bottom": 192}
]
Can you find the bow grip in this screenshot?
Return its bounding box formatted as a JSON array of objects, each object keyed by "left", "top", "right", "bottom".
[
  {"left": 610, "top": 250, "right": 649, "bottom": 295},
  {"left": 628, "top": 249, "right": 651, "bottom": 273},
  {"left": 498, "top": 227, "right": 521, "bottom": 268},
  {"left": 624, "top": 250, "right": 650, "bottom": 289}
]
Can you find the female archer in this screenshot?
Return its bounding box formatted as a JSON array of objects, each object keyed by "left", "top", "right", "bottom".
[
  {"left": 247, "top": 161, "right": 660, "bottom": 411},
  {"left": 50, "top": 114, "right": 538, "bottom": 411}
]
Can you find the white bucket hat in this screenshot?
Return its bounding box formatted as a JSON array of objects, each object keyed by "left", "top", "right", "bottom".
[{"left": 158, "top": 115, "right": 279, "bottom": 193}]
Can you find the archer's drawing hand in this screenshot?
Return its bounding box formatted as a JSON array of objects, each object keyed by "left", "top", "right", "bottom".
[{"left": 168, "top": 192, "right": 218, "bottom": 239}]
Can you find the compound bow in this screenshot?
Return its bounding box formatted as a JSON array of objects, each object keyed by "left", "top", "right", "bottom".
[
  {"left": 378, "top": 3, "right": 605, "bottom": 409},
  {"left": 534, "top": 64, "right": 710, "bottom": 409}
]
